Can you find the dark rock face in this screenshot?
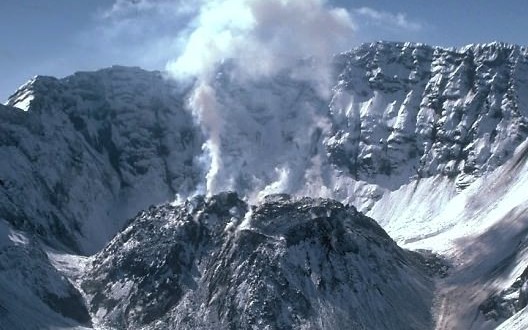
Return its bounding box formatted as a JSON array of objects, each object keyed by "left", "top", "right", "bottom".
[
  {"left": 0, "top": 220, "right": 91, "bottom": 328},
  {"left": 1, "top": 67, "right": 203, "bottom": 253},
  {"left": 328, "top": 42, "right": 528, "bottom": 189},
  {"left": 480, "top": 266, "right": 528, "bottom": 321},
  {"left": 83, "top": 193, "right": 434, "bottom": 330}
]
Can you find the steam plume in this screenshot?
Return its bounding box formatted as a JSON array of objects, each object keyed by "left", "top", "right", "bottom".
[
  {"left": 166, "top": 0, "right": 355, "bottom": 199},
  {"left": 167, "top": 0, "right": 355, "bottom": 79}
]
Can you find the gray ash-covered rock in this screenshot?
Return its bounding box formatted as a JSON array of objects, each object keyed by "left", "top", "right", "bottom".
[
  {"left": 1, "top": 66, "right": 204, "bottom": 253},
  {"left": 0, "top": 220, "right": 91, "bottom": 329},
  {"left": 82, "top": 192, "right": 434, "bottom": 330},
  {"left": 479, "top": 266, "right": 528, "bottom": 322},
  {"left": 408, "top": 249, "right": 451, "bottom": 278}
]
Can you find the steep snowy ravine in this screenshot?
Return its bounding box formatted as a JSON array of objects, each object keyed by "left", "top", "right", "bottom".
[
  {"left": 1, "top": 41, "right": 528, "bottom": 328},
  {"left": 371, "top": 140, "right": 528, "bottom": 329}
]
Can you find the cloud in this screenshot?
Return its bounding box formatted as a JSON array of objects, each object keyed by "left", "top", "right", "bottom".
[
  {"left": 100, "top": 0, "right": 198, "bottom": 20},
  {"left": 92, "top": 1, "right": 423, "bottom": 73},
  {"left": 353, "top": 7, "right": 423, "bottom": 32},
  {"left": 83, "top": 0, "right": 199, "bottom": 70},
  {"left": 167, "top": 0, "right": 356, "bottom": 80}
]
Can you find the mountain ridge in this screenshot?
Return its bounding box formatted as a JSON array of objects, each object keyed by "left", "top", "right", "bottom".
[{"left": 2, "top": 41, "right": 528, "bottom": 329}]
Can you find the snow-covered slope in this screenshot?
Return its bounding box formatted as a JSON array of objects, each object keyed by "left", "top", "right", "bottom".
[
  {"left": 1, "top": 41, "right": 528, "bottom": 329},
  {"left": 2, "top": 66, "right": 203, "bottom": 254},
  {"left": 390, "top": 139, "right": 528, "bottom": 330},
  {"left": 329, "top": 46, "right": 528, "bottom": 330},
  {"left": 330, "top": 42, "right": 528, "bottom": 187},
  {"left": 0, "top": 219, "right": 90, "bottom": 329},
  {"left": 81, "top": 193, "right": 436, "bottom": 330}
]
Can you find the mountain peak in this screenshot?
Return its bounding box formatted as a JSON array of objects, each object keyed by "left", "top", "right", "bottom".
[{"left": 82, "top": 193, "right": 434, "bottom": 329}]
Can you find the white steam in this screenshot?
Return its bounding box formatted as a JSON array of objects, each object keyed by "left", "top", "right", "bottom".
[
  {"left": 165, "top": 0, "right": 355, "bottom": 200},
  {"left": 167, "top": 0, "right": 355, "bottom": 79},
  {"left": 188, "top": 81, "right": 223, "bottom": 193}
]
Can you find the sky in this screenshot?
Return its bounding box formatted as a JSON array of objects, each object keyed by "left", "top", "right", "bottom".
[{"left": 1, "top": 0, "right": 527, "bottom": 102}]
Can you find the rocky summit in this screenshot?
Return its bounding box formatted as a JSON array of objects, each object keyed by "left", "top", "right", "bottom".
[{"left": 82, "top": 193, "right": 434, "bottom": 330}]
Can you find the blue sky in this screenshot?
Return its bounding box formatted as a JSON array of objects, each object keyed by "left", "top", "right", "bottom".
[{"left": 1, "top": 0, "right": 527, "bottom": 101}]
